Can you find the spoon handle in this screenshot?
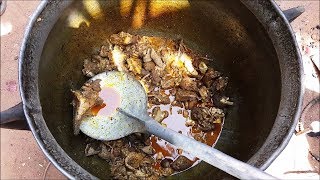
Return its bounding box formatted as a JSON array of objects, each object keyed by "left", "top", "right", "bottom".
[{"left": 142, "top": 116, "right": 276, "bottom": 180}]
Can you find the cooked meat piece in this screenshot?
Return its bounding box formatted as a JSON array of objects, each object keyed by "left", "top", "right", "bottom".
[
  {"left": 141, "top": 145, "right": 155, "bottom": 155},
  {"left": 113, "top": 147, "right": 123, "bottom": 157},
  {"left": 125, "top": 152, "right": 146, "bottom": 170},
  {"left": 143, "top": 48, "right": 152, "bottom": 62},
  {"left": 161, "top": 168, "right": 174, "bottom": 177},
  {"left": 220, "top": 96, "right": 233, "bottom": 105},
  {"left": 185, "top": 118, "right": 196, "bottom": 127},
  {"left": 213, "top": 93, "right": 234, "bottom": 108},
  {"left": 127, "top": 134, "right": 147, "bottom": 149},
  {"left": 124, "top": 45, "right": 139, "bottom": 59},
  {"left": 171, "top": 100, "right": 184, "bottom": 108},
  {"left": 152, "top": 107, "right": 169, "bottom": 122},
  {"left": 193, "top": 133, "right": 204, "bottom": 142},
  {"left": 82, "top": 59, "right": 97, "bottom": 77},
  {"left": 127, "top": 57, "right": 142, "bottom": 75},
  {"left": 182, "top": 110, "right": 189, "bottom": 118},
  {"left": 156, "top": 152, "right": 164, "bottom": 160},
  {"left": 202, "top": 68, "right": 221, "bottom": 87},
  {"left": 184, "top": 100, "right": 198, "bottom": 110},
  {"left": 111, "top": 166, "right": 127, "bottom": 179},
  {"left": 141, "top": 68, "right": 150, "bottom": 77},
  {"left": 180, "top": 76, "right": 198, "bottom": 91},
  {"left": 199, "top": 86, "right": 209, "bottom": 100},
  {"left": 144, "top": 137, "right": 151, "bottom": 146},
  {"left": 160, "top": 49, "right": 172, "bottom": 63},
  {"left": 141, "top": 155, "right": 155, "bottom": 166},
  {"left": 175, "top": 89, "right": 198, "bottom": 102},
  {"left": 111, "top": 45, "right": 128, "bottom": 72},
  {"left": 82, "top": 55, "right": 115, "bottom": 77},
  {"left": 109, "top": 31, "right": 137, "bottom": 45},
  {"left": 180, "top": 53, "right": 198, "bottom": 76},
  {"left": 143, "top": 61, "right": 156, "bottom": 72},
  {"left": 169, "top": 88, "right": 176, "bottom": 96},
  {"left": 160, "top": 158, "right": 173, "bottom": 168},
  {"left": 191, "top": 107, "right": 224, "bottom": 131},
  {"left": 161, "top": 75, "right": 176, "bottom": 89},
  {"left": 134, "top": 170, "right": 149, "bottom": 178},
  {"left": 98, "top": 143, "right": 113, "bottom": 161},
  {"left": 71, "top": 79, "right": 103, "bottom": 135},
  {"left": 151, "top": 68, "right": 163, "bottom": 85},
  {"left": 141, "top": 45, "right": 165, "bottom": 69},
  {"left": 150, "top": 48, "right": 165, "bottom": 68},
  {"left": 99, "top": 45, "right": 110, "bottom": 58},
  {"left": 170, "top": 156, "right": 193, "bottom": 171},
  {"left": 181, "top": 54, "right": 199, "bottom": 77},
  {"left": 149, "top": 92, "right": 170, "bottom": 105},
  {"left": 198, "top": 101, "right": 215, "bottom": 108},
  {"left": 139, "top": 76, "right": 152, "bottom": 93},
  {"left": 139, "top": 159, "right": 156, "bottom": 178},
  {"left": 85, "top": 142, "right": 101, "bottom": 156},
  {"left": 121, "top": 147, "right": 131, "bottom": 157},
  {"left": 198, "top": 61, "right": 208, "bottom": 74},
  {"left": 114, "top": 139, "right": 125, "bottom": 148},
  {"left": 214, "top": 76, "right": 228, "bottom": 91}
]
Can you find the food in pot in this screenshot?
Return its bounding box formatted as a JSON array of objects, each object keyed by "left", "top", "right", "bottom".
[
  {"left": 71, "top": 79, "right": 103, "bottom": 135},
  {"left": 72, "top": 32, "right": 233, "bottom": 179}
]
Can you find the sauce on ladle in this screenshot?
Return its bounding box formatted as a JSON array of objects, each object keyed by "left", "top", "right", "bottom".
[{"left": 91, "top": 87, "right": 121, "bottom": 117}]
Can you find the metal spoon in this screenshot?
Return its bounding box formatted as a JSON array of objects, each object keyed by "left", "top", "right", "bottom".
[{"left": 79, "top": 71, "right": 276, "bottom": 179}]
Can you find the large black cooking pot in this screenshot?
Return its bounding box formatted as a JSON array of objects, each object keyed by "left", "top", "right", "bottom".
[{"left": 1, "top": 0, "right": 304, "bottom": 179}]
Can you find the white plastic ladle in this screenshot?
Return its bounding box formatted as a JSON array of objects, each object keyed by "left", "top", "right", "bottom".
[{"left": 79, "top": 71, "right": 276, "bottom": 179}]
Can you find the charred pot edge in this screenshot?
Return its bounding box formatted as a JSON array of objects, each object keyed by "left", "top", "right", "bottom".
[
  {"left": 19, "top": 0, "right": 96, "bottom": 179},
  {"left": 241, "top": 0, "right": 304, "bottom": 170}
]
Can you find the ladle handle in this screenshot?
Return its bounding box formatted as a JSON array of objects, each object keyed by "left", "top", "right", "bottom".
[{"left": 143, "top": 116, "right": 276, "bottom": 180}]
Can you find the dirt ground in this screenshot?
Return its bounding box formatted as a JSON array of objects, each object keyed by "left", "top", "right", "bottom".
[{"left": 1, "top": 0, "right": 319, "bottom": 179}]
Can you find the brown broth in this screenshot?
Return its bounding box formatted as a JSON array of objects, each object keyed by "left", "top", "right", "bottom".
[
  {"left": 91, "top": 103, "right": 106, "bottom": 116},
  {"left": 150, "top": 104, "right": 223, "bottom": 166}
]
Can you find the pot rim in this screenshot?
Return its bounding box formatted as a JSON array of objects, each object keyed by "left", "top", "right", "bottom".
[
  {"left": 19, "top": 1, "right": 95, "bottom": 179},
  {"left": 241, "top": 0, "right": 304, "bottom": 169},
  {"left": 18, "top": 0, "right": 304, "bottom": 178}
]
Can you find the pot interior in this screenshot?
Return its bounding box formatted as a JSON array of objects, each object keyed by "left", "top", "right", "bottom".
[{"left": 39, "top": 0, "right": 281, "bottom": 178}]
